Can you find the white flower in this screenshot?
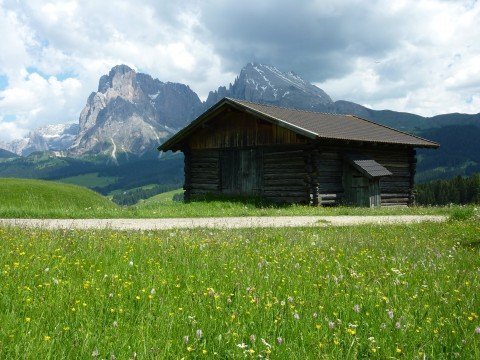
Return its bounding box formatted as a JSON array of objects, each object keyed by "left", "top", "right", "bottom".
[
  {"left": 261, "top": 338, "right": 271, "bottom": 348},
  {"left": 196, "top": 329, "right": 203, "bottom": 339},
  {"left": 237, "top": 343, "right": 248, "bottom": 349},
  {"left": 150, "top": 288, "right": 156, "bottom": 295},
  {"left": 92, "top": 348, "right": 99, "bottom": 357},
  {"left": 293, "top": 313, "right": 300, "bottom": 320}
]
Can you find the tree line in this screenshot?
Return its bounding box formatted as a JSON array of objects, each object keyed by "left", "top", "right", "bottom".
[
  {"left": 112, "top": 183, "right": 181, "bottom": 206},
  {"left": 415, "top": 173, "right": 480, "bottom": 205}
]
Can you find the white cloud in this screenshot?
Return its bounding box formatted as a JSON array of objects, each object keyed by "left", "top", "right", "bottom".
[
  {"left": 317, "top": 0, "right": 480, "bottom": 116},
  {"left": 0, "top": 0, "right": 479, "bottom": 142}
]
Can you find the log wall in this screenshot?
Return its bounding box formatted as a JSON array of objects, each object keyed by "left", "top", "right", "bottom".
[
  {"left": 183, "top": 138, "right": 416, "bottom": 206},
  {"left": 262, "top": 147, "right": 310, "bottom": 204},
  {"left": 184, "top": 149, "right": 221, "bottom": 199},
  {"left": 362, "top": 147, "right": 415, "bottom": 206}
]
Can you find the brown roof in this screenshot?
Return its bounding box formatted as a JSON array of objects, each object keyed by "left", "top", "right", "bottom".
[{"left": 159, "top": 98, "right": 439, "bottom": 151}]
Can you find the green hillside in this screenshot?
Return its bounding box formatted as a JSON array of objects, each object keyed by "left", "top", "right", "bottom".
[
  {"left": 416, "top": 124, "right": 480, "bottom": 182},
  {"left": 0, "top": 178, "right": 118, "bottom": 218},
  {"left": 0, "top": 152, "right": 184, "bottom": 196},
  {"left": 0, "top": 148, "right": 18, "bottom": 159}
]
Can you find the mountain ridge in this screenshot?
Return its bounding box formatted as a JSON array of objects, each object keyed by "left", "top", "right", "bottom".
[{"left": 1, "top": 62, "right": 479, "bottom": 158}]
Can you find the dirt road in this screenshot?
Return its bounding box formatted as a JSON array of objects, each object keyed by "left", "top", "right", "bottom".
[{"left": 0, "top": 215, "right": 447, "bottom": 230}]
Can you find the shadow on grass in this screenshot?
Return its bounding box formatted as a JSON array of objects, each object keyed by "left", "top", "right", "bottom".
[{"left": 186, "top": 193, "right": 308, "bottom": 209}]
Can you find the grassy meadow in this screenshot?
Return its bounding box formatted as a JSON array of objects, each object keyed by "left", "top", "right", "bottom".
[
  {"left": 0, "top": 178, "right": 467, "bottom": 219},
  {"left": 1, "top": 220, "right": 479, "bottom": 358}
]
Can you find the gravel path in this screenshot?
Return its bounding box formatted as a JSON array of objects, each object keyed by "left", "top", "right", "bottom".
[{"left": 0, "top": 215, "right": 447, "bottom": 230}]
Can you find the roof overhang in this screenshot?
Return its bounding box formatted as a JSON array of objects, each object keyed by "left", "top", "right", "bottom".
[{"left": 158, "top": 97, "right": 440, "bottom": 152}]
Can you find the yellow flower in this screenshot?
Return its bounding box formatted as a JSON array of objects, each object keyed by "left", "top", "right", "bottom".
[
  {"left": 396, "top": 347, "right": 402, "bottom": 353},
  {"left": 44, "top": 335, "right": 51, "bottom": 341},
  {"left": 25, "top": 317, "right": 31, "bottom": 323},
  {"left": 202, "top": 349, "right": 208, "bottom": 354},
  {"left": 347, "top": 328, "right": 356, "bottom": 335}
]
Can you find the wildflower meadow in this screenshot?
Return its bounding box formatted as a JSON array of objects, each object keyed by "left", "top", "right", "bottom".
[{"left": 0, "top": 220, "right": 479, "bottom": 358}]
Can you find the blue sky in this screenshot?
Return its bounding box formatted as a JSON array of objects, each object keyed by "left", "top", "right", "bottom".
[{"left": 0, "top": 0, "right": 479, "bottom": 141}]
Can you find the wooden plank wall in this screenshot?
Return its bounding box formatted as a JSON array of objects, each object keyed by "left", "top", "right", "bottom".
[
  {"left": 310, "top": 150, "right": 345, "bottom": 206},
  {"left": 188, "top": 110, "right": 309, "bottom": 150},
  {"left": 362, "top": 148, "right": 415, "bottom": 206},
  {"left": 307, "top": 145, "right": 415, "bottom": 206},
  {"left": 184, "top": 149, "right": 220, "bottom": 199},
  {"left": 263, "top": 147, "right": 310, "bottom": 203},
  {"left": 184, "top": 143, "right": 416, "bottom": 206}
]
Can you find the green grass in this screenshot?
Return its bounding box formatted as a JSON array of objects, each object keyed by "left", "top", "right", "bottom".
[
  {"left": 0, "top": 221, "right": 479, "bottom": 358},
  {"left": 58, "top": 173, "right": 118, "bottom": 189},
  {"left": 0, "top": 178, "right": 468, "bottom": 219},
  {"left": 0, "top": 178, "right": 119, "bottom": 218}
]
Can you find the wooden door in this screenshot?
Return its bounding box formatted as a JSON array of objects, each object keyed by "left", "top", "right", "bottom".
[
  {"left": 343, "top": 165, "right": 371, "bottom": 207},
  {"left": 221, "top": 149, "right": 263, "bottom": 195},
  {"left": 350, "top": 173, "right": 370, "bottom": 207}
]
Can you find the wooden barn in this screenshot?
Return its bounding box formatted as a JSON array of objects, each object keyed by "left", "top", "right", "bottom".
[{"left": 158, "top": 98, "right": 439, "bottom": 207}]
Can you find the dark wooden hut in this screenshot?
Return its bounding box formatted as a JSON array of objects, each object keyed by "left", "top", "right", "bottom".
[{"left": 158, "top": 98, "right": 439, "bottom": 207}]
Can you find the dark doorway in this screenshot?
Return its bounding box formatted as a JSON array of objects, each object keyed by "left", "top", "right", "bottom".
[{"left": 220, "top": 149, "right": 263, "bottom": 195}]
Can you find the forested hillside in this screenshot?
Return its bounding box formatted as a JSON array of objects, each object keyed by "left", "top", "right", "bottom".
[
  {"left": 415, "top": 173, "right": 480, "bottom": 205},
  {"left": 416, "top": 125, "right": 480, "bottom": 182}
]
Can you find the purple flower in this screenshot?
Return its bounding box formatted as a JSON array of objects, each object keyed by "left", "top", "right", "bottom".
[
  {"left": 387, "top": 310, "right": 394, "bottom": 319},
  {"left": 475, "top": 327, "right": 480, "bottom": 334},
  {"left": 395, "top": 322, "right": 401, "bottom": 329},
  {"left": 276, "top": 337, "right": 283, "bottom": 345}
]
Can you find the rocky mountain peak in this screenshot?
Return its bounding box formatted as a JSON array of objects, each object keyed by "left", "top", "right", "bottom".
[
  {"left": 69, "top": 65, "right": 202, "bottom": 157},
  {"left": 0, "top": 123, "right": 78, "bottom": 156},
  {"left": 206, "top": 62, "right": 333, "bottom": 110}
]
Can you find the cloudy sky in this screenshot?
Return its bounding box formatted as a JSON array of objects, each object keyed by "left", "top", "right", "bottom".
[{"left": 0, "top": 0, "right": 479, "bottom": 141}]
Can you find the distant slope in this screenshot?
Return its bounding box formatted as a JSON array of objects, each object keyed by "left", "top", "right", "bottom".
[
  {"left": 416, "top": 125, "right": 480, "bottom": 182},
  {"left": 0, "top": 152, "right": 184, "bottom": 195},
  {"left": 0, "top": 178, "right": 117, "bottom": 217},
  {"left": 0, "top": 149, "right": 18, "bottom": 159}
]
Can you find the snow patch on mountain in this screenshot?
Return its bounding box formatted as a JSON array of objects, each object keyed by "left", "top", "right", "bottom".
[{"left": 0, "top": 123, "right": 79, "bottom": 156}]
